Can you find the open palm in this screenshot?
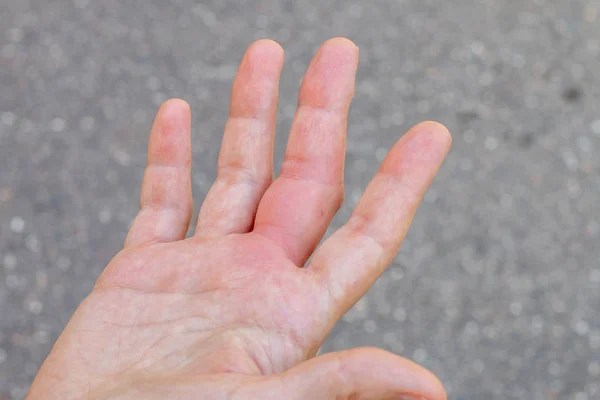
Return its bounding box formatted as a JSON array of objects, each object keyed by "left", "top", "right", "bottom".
[{"left": 29, "top": 38, "right": 451, "bottom": 400}]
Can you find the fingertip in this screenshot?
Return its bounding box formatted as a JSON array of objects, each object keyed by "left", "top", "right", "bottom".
[
  {"left": 383, "top": 121, "right": 452, "bottom": 172},
  {"left": 252, "top": 39, "right": 285, "bottom": 53},
  {"left": 150, "top": 99, "right": 192, "bottom": 163},
  {"left": 230, "top": 40, "right": 285, "bottom": 119},
  {"left": 161, "top": 98, "right": 191, "bottom": 112},
  {"left": 157, "top": 99, "right": 192, "bottom": 125},
  {"left": 246, "top": 39, "right": 285, "bottom": 66},
  {"left": 284, "top": 347, "right": 448, "bottom": 400},
  {"left": 361, "top": 347, "right": 448, "bottom": 400},
  {"left": 413, "top": 363, "right": 448, "bottom": 400},
  {"left": 323, "top": 37, "right": 359, "bottom": 53},
  {"left": 298, "top": 37, "right": 359, "bottom": 110},
  {"left": 412, "top": 121, "right": 453, "bottom": 151},
  {"left": 317, "top": 37, "right": 360, "bottom": 66}
]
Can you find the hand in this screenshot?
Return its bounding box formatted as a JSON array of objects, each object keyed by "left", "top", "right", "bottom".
[{"left": 29, "top": 38, "right": 451, "bottom": 400}]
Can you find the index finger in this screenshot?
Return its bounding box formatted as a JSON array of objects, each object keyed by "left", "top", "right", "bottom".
[{"left": 308, "top": 121, "right": 452, "bottom": 323}]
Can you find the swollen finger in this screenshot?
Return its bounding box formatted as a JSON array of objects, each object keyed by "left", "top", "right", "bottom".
[{"left": 253, "top": 38, "right": 359, "bottom": 266}]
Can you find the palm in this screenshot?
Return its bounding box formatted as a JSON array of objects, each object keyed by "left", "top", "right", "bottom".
[
  {"left": 30, "top": 38, "right": 451, "bottom": 400},
  {"left": 97, "top": 235, "right": 329, "bottom": 376}
]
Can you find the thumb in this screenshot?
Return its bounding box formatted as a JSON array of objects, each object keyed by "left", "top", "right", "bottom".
[{"left": 263, "top": 347, "right": 447, "bottom": 400}]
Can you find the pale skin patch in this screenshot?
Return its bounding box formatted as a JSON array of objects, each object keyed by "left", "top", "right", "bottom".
[{"left": 29, "top": 38, "right": 451, "bottom": 400}]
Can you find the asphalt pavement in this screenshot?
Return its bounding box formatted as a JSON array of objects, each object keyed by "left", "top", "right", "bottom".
[{"left": 1, "top": 1, "right": 599, "bottom": 399}]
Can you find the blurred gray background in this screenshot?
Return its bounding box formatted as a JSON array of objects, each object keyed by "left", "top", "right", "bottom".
[{"left": 1, "top": 0, "right": 599, "bottom": 399}]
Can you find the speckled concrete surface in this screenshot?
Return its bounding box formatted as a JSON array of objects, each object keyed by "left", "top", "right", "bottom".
[{"left": 1, "top": 1, "right": 599, "bottom": 399}]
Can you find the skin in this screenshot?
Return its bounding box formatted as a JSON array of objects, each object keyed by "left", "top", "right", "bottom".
[{"left": 28, "top": 38, "right": 452, "bottom": 400}]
